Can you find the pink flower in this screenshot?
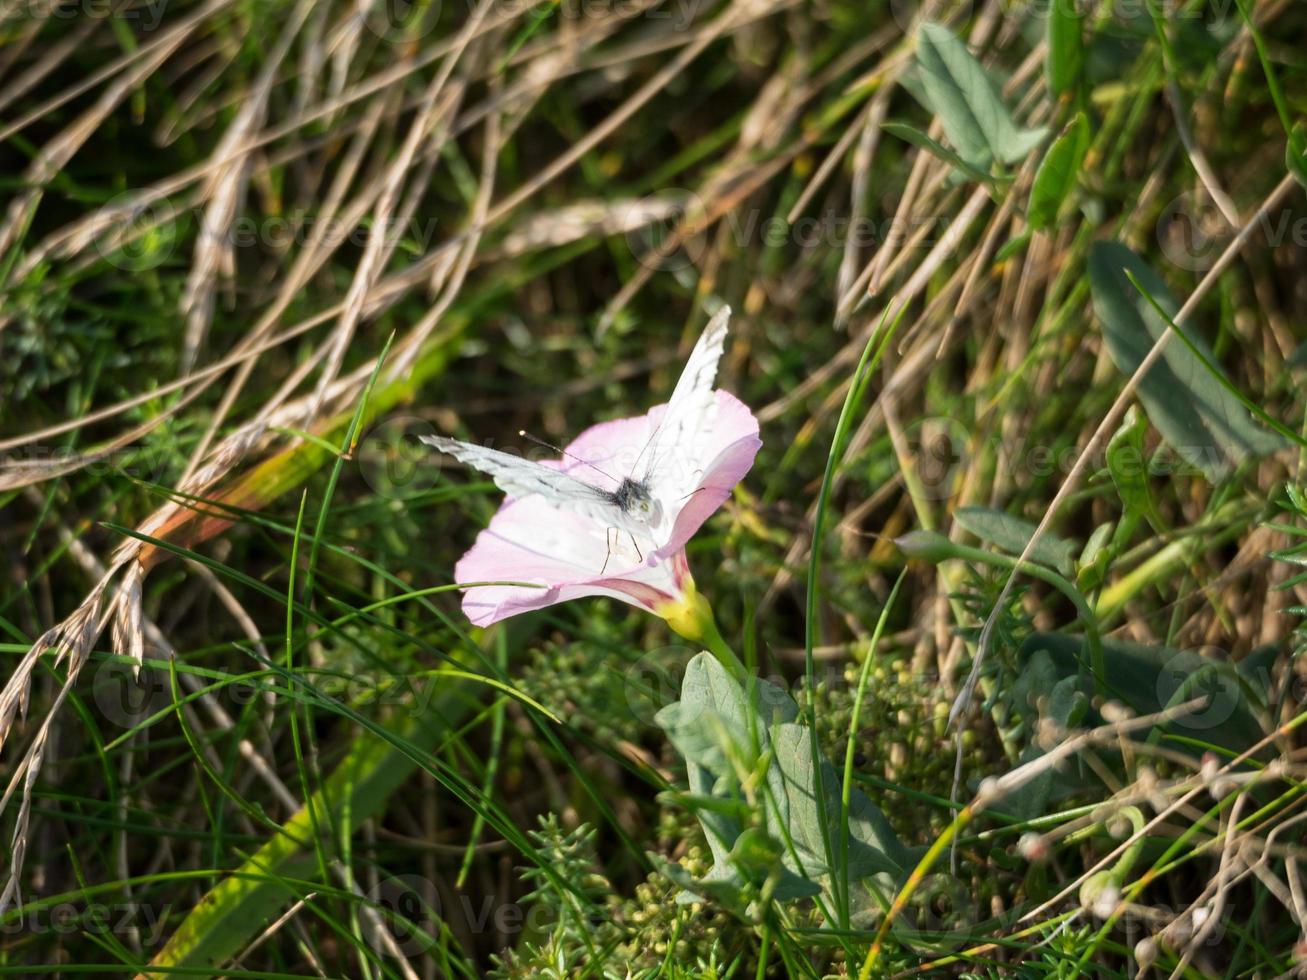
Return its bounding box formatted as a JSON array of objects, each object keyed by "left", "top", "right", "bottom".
[{"left": 453, "top": 390, "right": 760, "bottom": 627}]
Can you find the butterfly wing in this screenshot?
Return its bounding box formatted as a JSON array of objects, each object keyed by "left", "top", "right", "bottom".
[
  {"left": 636, "top": 306, "right": 732, "bottom": 500},
  {"left": 421, "top": 436, "right": 624, "bottom": 525}
]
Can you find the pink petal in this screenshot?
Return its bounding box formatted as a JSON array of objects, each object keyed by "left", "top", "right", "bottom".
[
  {"left": 449, "top": 390, "right": 759, "bottom": 625},
  {"left": 454, "top": 493, "right": 680, "bottom": 626},
  {"left": 654, "top": 391, "right": 761, "bottom": 559},
  {"left": 555, "top": 410, "right": 658, "bottom": 489}
]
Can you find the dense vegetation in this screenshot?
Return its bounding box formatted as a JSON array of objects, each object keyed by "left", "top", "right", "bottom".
[{"left": 2, "top": 0, "right": 1306, "bottom": 975}]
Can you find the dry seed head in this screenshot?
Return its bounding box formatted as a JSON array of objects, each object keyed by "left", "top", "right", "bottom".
[
  {"left": 1134, "top": 937, "right": 1158, "bottom": 972},
  {"left": 1099, "top": 700, "right": 1132, "bottom": 724},
  {"left": 1017, "top": 832, "right": 1048, "bottom": 863}
]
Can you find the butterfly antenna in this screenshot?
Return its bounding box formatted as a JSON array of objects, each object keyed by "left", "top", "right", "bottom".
[
  {"left": 629, "top": 422, "right": 661, "bottom": 478},
  {"left": 518, "top": 430, "right": 617, "bottom": 482}
]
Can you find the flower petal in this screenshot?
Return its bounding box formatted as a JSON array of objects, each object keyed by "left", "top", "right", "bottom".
[
  {"left": 449, "top": 390, "right": 758, "bottom": 625},
  {"left": 454, "top": 493, "right": 681, "bottom": 626},
  {"left": 654, "top": 391, "right": 761, "bottom": 559}
]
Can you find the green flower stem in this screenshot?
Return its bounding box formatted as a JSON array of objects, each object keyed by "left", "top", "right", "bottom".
[
  {"left": 658, "top": 585, "right": 748, "bottom": 682},
  {"left": 1094, "top": 499, "right": 1257, "bottom": 624}
]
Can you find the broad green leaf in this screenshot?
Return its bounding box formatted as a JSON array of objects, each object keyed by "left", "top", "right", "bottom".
[
  {"left": 1020, "top": 633, "right": 1269, "bottom": 756},
  {"left": 655, "top": 654, "right": 798, "bottom": 899},
  {"left": 953, "top": 505, "right": 1078, "bottom": 574},
  {"left": 655, "top": 654, "right": 908, "bottom": 916},
  {"left": 1028, "top": 112, "right": 1089, "bottom": 230},
  {"left": 915, "top": 22, "right": 1047, "bottom": 169},
  {"left": 1089, "top": 242, "right": 1284, "bottom": 480},
  {"left": 768, "top": 723, "right": 910, "bottom": 882},
  {"left": 654, "top": 651, "right": 796, "bottom": 776},
  {"left": 1046, "top": 0, "right": 1085, "bottom": 97}
]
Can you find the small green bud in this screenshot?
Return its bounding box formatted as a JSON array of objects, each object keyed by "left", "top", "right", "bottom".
[{"left": 894, "top": 530, "right": 955, "bottom": 563}]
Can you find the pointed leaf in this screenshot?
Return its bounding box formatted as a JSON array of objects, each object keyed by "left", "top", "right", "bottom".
[
  {"left": 953, "top": 505, "right": 1078, "bottom": 575},
  {"left": 768, "top": 723, "right": 909, "bottom": 881},
  {"left": 1029, "top": 112, "right": 1089, "bottom": 230},
  {"left": 1089, "top": 242, "right": 1284, "bottom": 480},
  {"left": 916, "top": 22, "right": 1047, "bottom": 169},
  {"left": 1047, "top": 0, "right": 1085, "bottom": 96}
]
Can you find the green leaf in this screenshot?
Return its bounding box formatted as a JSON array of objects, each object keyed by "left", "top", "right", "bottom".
[
  {"left": 881, "top": 121, "right": 1002, "bottom": 187},
  {"left": 655, "top": 654, "right": 909, "bottom": 916},
  {"left": 768, "top": 723, "right": 910, "bottom": 882},
  {"left": 1089, "top": 242, "right": 1284, "bottom": 480},
  {"left": 1020, "top": 633, "right": 1270, "bottom": 757},
  {"left": 1076, "top": 522, "right": 1114, "bottom": 593},
  {"left": 1028, "top": 112, "right": 1089, "bottom": 230},
  {"left": 915, "top": 22, "right": 1048, "bottom": 169},
  {"left": 1289, "top": 121, "right": 1307, "bottom": 189},
  {"left": 953, "top": 505, "right": 1078, "bottom": 575},
  {"left": 655, "top": 654, "right": 799, "bottom": 895},
  {"left": 1106, "top": 405, "right": 1166, "bottom": 548},
  {"left": 1047, "top": 0, "right": 1085, "bottom": 97}
]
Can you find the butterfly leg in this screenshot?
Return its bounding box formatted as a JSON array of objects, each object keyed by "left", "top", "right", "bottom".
[
  {"left": 629, "top": 533, "right": 643, "bottom": 564},
  {"left": 600, "top": 526, "right": 615, "bottom": 575}
]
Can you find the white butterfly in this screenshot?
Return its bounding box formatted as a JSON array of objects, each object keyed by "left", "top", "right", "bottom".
[{"left": 420, "top": 306, "right": 732, "bottom": 541}]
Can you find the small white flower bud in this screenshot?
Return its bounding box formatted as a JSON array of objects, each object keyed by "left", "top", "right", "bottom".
[
  {"left": 1017, "top": 832, "right": 1048, "bottom": 863},
  {"left": 1134, "top": 937, "right": 1158, "bottom": 971}
]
